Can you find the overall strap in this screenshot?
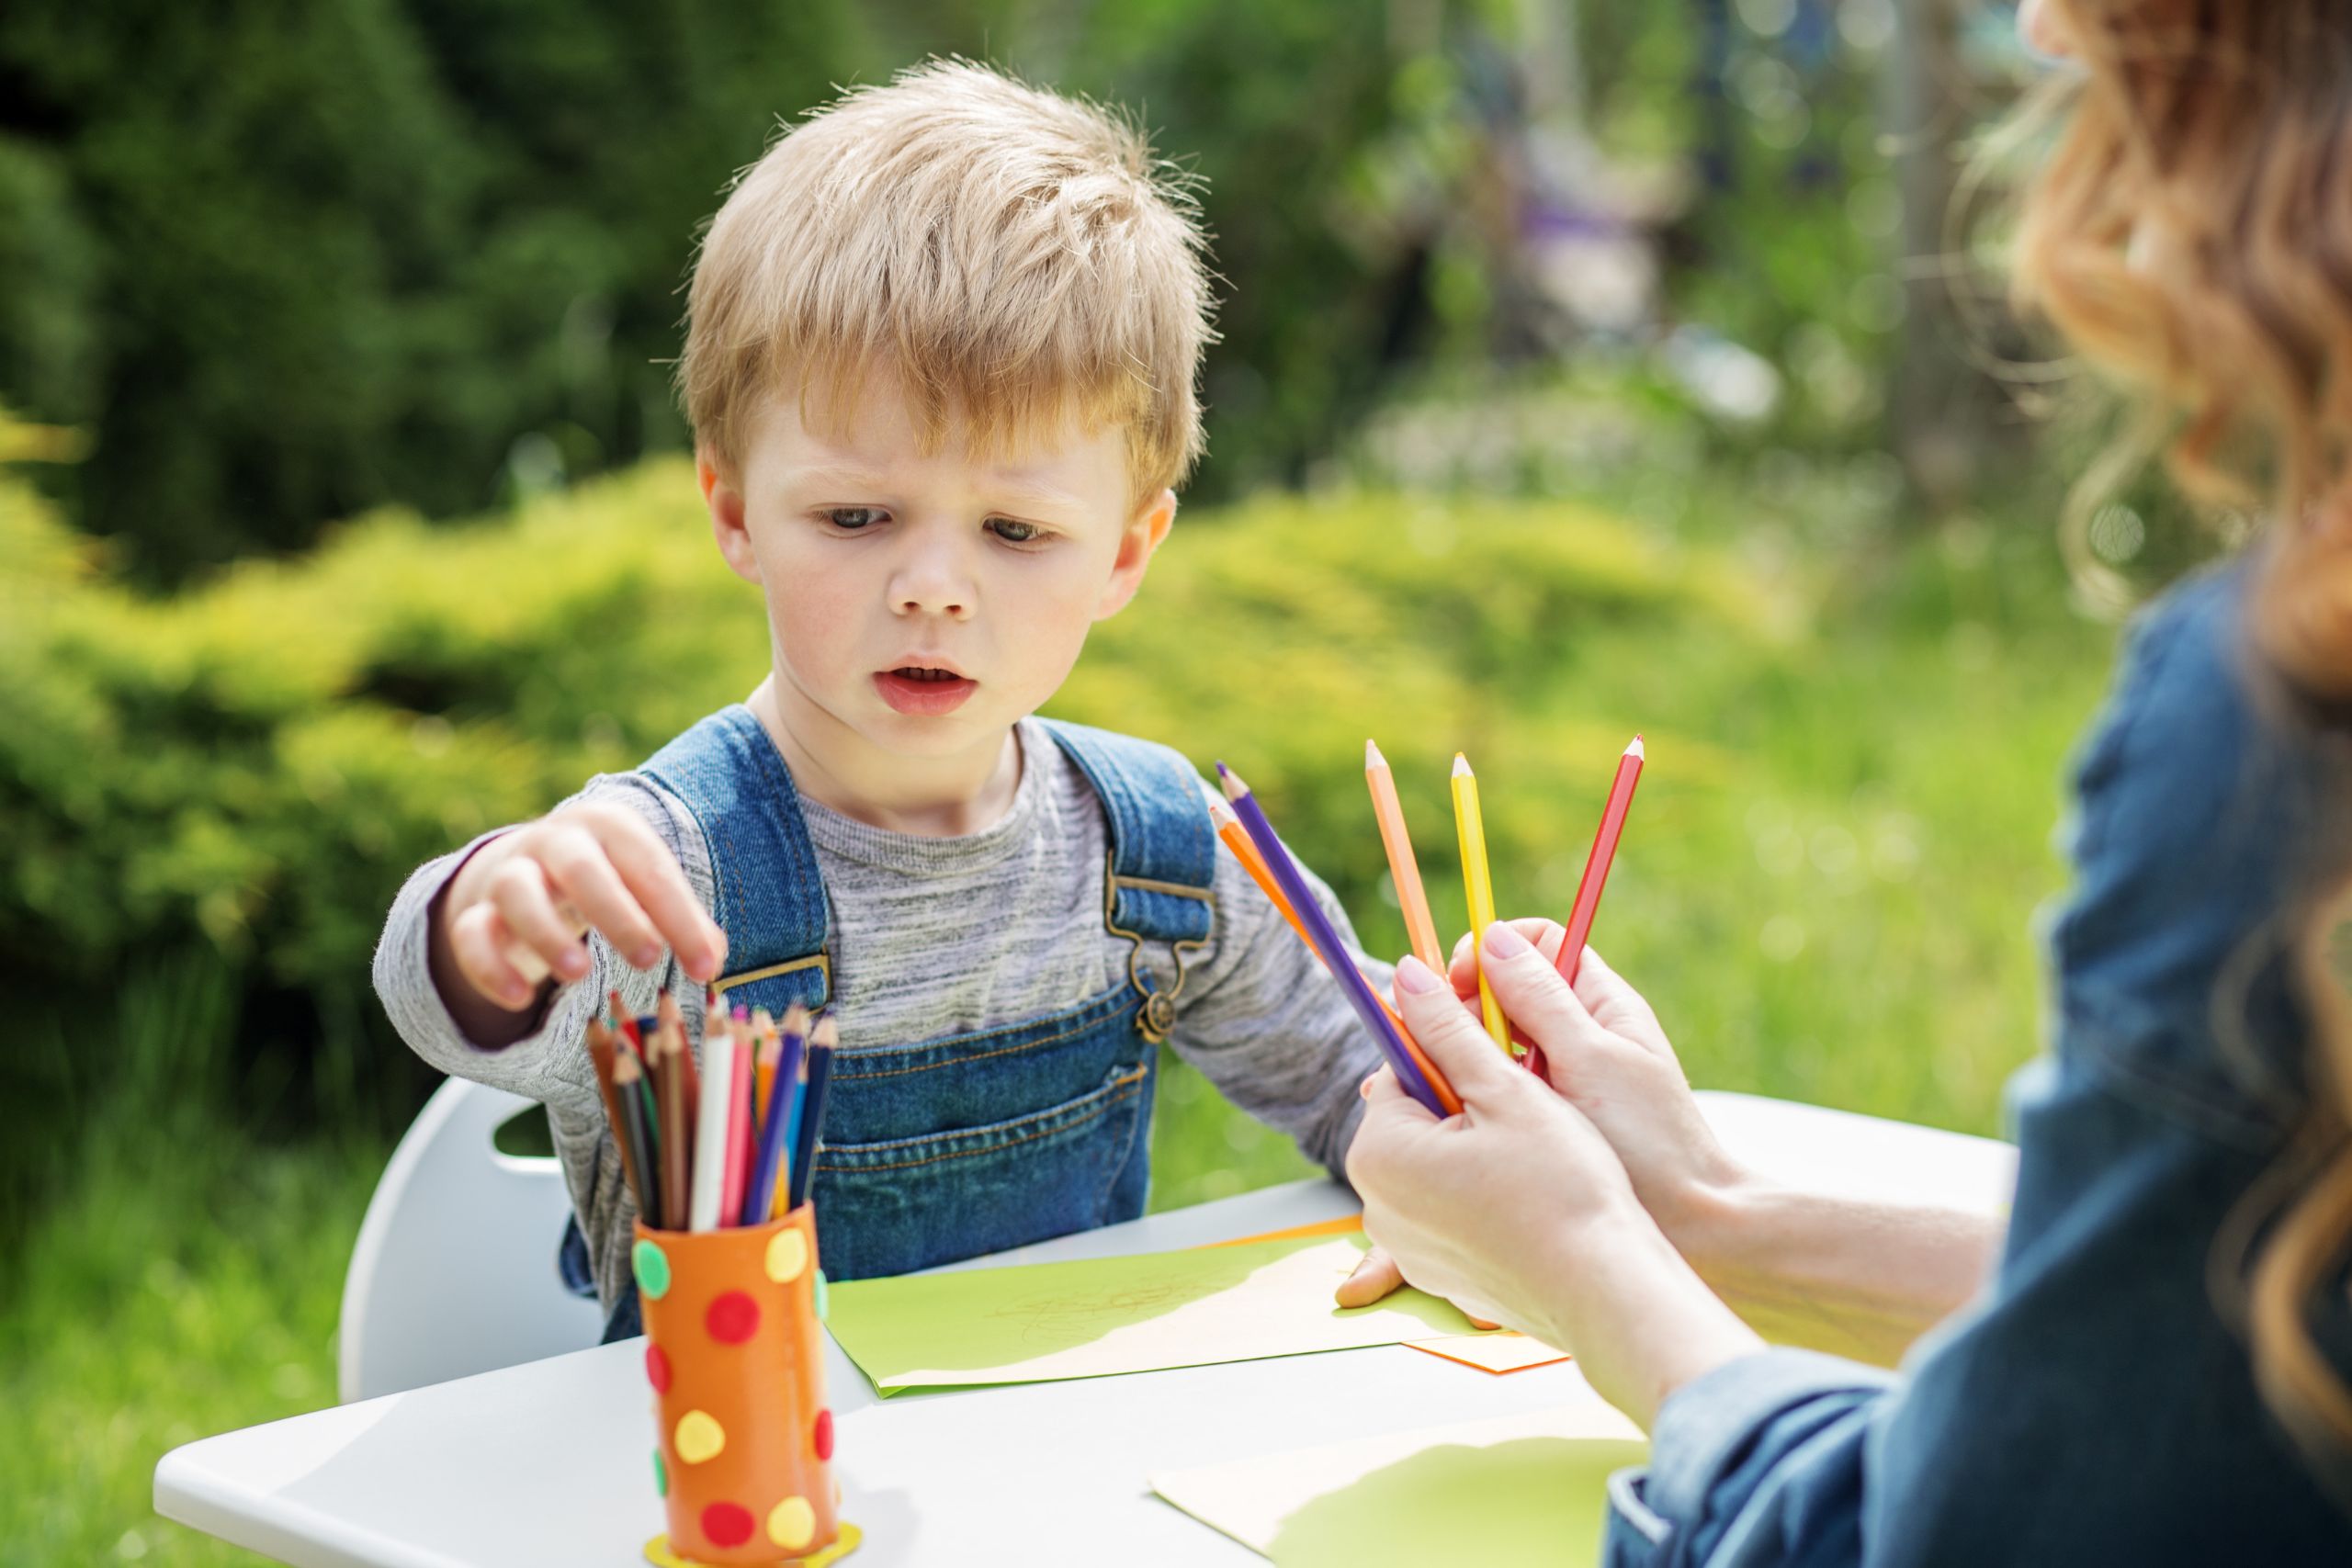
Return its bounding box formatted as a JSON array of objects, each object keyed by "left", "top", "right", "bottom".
[
  {"left": 639, "top": 705, "right": 832, "bottom": 1012},
  {"left": 1035, "top": 717, "right": 1216, "bottom": 1041}
]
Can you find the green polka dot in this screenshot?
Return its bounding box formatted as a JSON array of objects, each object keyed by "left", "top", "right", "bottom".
[
  {"left": 813, "top": 1268, "right": 829, "bottom": 1322},
  {"left": 651, "top": 1448, "right": 667, "bottom": 1497},
  {"left": 632, "top": 1238, "right": 672, "bottom": 1300}
]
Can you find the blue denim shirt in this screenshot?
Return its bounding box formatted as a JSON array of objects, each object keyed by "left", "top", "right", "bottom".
[{"left": 1606, "top": 559, "right": 2352, "bottom": 1566}]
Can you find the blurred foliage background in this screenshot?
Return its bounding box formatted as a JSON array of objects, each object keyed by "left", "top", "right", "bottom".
[{"left": 0, "top": 1, "right": 2211, "bottom": 1562}]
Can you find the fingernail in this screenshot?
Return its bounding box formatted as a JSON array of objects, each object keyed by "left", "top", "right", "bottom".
[
  {"left": 557, "top": 949, "right": 588, "bottom": 979},
  {"left": 1484, "top": 921, "right": 1530, "bottom": 958},
  {"left": 1396, "top": 955, "right": 1443, "bottom": 995},
  {"left": 633, "top": 944, "right": 662, "bottom": 969}
]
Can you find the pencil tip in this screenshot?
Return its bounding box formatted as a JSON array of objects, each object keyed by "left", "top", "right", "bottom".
[
  {"left": 1627, "top": 735, "right": 1645, "bottom": 759},
  {"left": 812, "top": 1014, "right": 840, "bottom": 1047},
  {"left": 1452, "top": 752, "right": 1472, "bottom": 777},
  {"left": 1364, "top": 738, "right": 1384, "bottom": 767},
  {"left": 1208, "top": 798, "right": 1237, "bottom": 826},
  {"left": 1215, "top": 760, "right": 1232, "bottom": 781},
  {"left": 1220, "top": 765, "right": 1250, "bottom": 801}
]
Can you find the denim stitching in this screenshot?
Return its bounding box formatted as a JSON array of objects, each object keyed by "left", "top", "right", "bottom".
[{"left": 815, "top": 1077, "right": 1147, "bottom": 1173}]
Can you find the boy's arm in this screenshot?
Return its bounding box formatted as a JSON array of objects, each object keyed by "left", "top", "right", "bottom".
[
  {"left": 1166, "top": 794, "right": 1389, "bottom": 1179},
  {"left": 372, "top": 774, "right": 717, "bottom": 1110}
]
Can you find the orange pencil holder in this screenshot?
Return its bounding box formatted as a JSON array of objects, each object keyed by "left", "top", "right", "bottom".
[{"left": 633, "top": 1205, "right": 854, "bottom": 1566}]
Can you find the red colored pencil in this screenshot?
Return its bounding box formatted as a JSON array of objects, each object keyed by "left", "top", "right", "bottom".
[
  {"left": 1555, "top": 735, "right": 1645, "bottom": 987},
  {"left": 718, "top": 1007, "right": 754, "bottom": 1225}
]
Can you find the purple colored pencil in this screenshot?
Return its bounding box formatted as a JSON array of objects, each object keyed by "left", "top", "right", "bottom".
[
  {"left": 1217, "top": 762, "right": 1448, "bottom": 1117},
  {"left": 741, "top": 1001, "right": 808, "bottom": 1226}
]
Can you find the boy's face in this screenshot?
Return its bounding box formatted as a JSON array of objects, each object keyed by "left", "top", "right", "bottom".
[{"left": 701, "top": 371, "right": 1175, "bottom": 770}]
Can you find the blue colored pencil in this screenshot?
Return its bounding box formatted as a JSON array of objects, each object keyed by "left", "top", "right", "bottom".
[
  {"left": 741, "top": 1001, "right": 808, "bottom": 1226},
  {"left": 785, "top": 1016, "right": 838, "bottom": 1213},
  {"left": 1218, "top": 762, "right": 1449, "bottom": 1117}
]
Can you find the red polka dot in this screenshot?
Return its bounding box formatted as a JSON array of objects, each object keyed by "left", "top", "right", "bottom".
[
  {"left": 812, "top": 1407, "right": 834, "bottom": 1461},
  {"left": 702, "top": 1501, "right": 754, "bottom": 1548},
  {"left": 645, "top": 1343, "right": 671, "bottom": 1394},
  {"left": 706, "top": 1290, "right": 761, "bottom": 1345}
]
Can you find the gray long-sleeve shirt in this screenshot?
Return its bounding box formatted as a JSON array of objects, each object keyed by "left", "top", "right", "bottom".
[{"left": 372, "top": 715, "right": 1385, "bottom": 1308}]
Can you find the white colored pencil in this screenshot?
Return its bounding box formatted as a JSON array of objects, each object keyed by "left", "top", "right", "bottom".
[{"left": 688, "top": 1028, "right": 737, "bottom": 1231}]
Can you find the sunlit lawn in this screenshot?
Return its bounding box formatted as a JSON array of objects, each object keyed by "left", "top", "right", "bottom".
[{"left": 1, "top": 472, "right": 2117, "bottom": 1563}]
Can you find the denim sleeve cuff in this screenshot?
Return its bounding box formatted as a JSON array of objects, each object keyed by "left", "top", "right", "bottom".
[{"left": 1645, "top": 1348, "right": 1895, "bottom": 1529}]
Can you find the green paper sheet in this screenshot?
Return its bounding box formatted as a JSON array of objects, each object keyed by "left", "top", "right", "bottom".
[
  {"left": 1150, "top": 1400, "right": 1649, "bottom": 1567},
  {"left": 824, "top": 1233, "right": 1484, "bottom": 1395}
]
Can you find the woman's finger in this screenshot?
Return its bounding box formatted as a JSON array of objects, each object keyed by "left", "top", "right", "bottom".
[
  {"left": 1393, "top": 956, "right": 1527, "bottom": 1100},
  {"left": 1570, "top": 946, "right": 1673, "bottom": 1055},
  {"left": 1335, "top": 1243, "right": 1406, "bottom": 1308},
  {"left": 1476, "top": 922, "right": 1616, "bottom": 1064}
]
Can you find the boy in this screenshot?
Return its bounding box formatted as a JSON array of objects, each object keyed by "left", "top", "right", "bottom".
[{"left": 372, "top": 62, "right": 1391, "bottom": 1337}]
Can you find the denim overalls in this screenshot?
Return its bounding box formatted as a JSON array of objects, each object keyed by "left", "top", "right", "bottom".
[{"left": 570, "top": 705, "right": 1216, "bottom": 1342}]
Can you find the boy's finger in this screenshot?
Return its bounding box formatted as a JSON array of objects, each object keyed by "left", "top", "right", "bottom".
[
  {"left": 597, "top": 811, "right": 728, "bottom": 980},
  {"left": 450, "top": 902, "right": 544, "bottom": 1011},
  {"left": 489, "top": 856, "right": 594, "bottom": 984},
  {"left": 537, "top": 827, "right": 664, "bottom": 968},
  {"left": 1393, "top": 956, "right": 1525, "bottom": 1100}
]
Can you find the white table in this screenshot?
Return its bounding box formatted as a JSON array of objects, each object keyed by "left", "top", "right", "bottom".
[{"left": 155, "top": 1092, "right": 2016, "bottom": 1567}]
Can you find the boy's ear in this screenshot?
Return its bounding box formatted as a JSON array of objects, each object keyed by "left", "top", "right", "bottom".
[
  {"left": 699, "top": 454, "right": 762, "bottom": 587},
  {"left": 1094, "top": 488, "right": 1178, "bottom": 621}
]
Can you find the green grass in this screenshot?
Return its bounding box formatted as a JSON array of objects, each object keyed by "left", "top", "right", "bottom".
[{"left": 3, "top": 473, "right": 2119, "bottom": 1563}]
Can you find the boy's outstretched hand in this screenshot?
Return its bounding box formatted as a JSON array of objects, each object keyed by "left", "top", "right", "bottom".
[{"left": 429, "top": 800, "right": 727, "bottom": 1044}]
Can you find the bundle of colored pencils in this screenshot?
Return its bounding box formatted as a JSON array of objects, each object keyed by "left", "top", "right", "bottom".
[
  {"left": 584, "top": 986, "right": 839, "bottom": 1234},
  {"left": 1211, "top": 732, "right": 1645, "bottom": 1109}
]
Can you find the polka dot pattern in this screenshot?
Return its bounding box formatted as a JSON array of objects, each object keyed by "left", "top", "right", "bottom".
[
  {"left": 813, "top": 1269, "right": 830, "bottom": 1321},
  {"left": 650, "top": 1448, "right": 667, "bottom": 1498},
  {"left": 706, "top": 1290, "right": 760, "bottom": 1345},
  {"left": 702, "top": 1501, "right": 754, "bottom": 1549},
  {"left": 765, "top": 1227, "right": 809, "bottom": 1284},
  {"left": 632, "top": 1239, "right": 672, "bottom": 1300},
  {"left": 768, "top": 1495, "right": 816, "bottom": 1552},
  {"left": 673, "top": 1409, "right": 726, "bottom": 1465},
  {"left": 645, "top": 1343, "right": 671, "bottom": 1394},
  {"left": 812, "top": 1407, "right": 834, "bottom": 1461}
]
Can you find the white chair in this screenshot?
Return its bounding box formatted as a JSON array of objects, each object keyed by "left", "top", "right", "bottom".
[{"left": 338, "top": 1077, "right": 605, "bottom": 1403}]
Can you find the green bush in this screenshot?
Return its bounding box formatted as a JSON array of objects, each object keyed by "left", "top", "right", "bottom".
[{"left": 2, "top": 430, "right": 2116, "bottom": 1226}]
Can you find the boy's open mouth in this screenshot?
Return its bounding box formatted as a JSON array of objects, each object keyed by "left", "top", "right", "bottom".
[{"left": 875, "top": 664, "right": 978, "bottom": 716}]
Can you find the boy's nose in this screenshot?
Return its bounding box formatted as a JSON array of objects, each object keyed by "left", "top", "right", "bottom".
[{"left": 889, "top": 549, "right": 976, "bottom": 620}]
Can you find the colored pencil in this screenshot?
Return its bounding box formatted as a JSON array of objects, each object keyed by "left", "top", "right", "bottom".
[
  {"left": 654, "top": 1017, "right": 692, "bottom": 1230},
  {"left": 584, "top": 1017, "right": 648, "bottom": 1217},
  {"left": 1363, "top": 739, "right": 1446, "bottom": 974},
  {"left": 688, "top": 1022, "right": 736, "bottom": 1231},
  {"left": 785, "top": 1017, "right": 838, "bottom": 1213},
  {"left": 1451, "top": 753, "right": 1511, "bottom": 1053},
  {"left": 1208, "top": 797, "right": 1433, "bottom": 1069},
  {"left": 1210, "top": 799, "right": 1312, "bottom": 945},
  {"left": 719, "top": 1008, "right": 754, "bottom": 1225},
  {"left": 741, "top": 1003, "right": 806, "bottom": 1227},
  {"left": 663, "top": 990, "right": 699, "bottom": 1127},
  {"left": 1555, "top": 736, "right": 1645, "bottom": 987},
  {"left": 771, "top": 1005, "right": 808, "bottom": 1220},
  {"left": 1218, "top": 763, "right": 1453, "bottom": 1117},
  {"left": 614, "top": 1045, "right": 661, "bottom": 1225}
]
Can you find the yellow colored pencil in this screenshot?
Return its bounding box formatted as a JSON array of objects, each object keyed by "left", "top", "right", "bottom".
[{"left": 1451, "top": 752, "right": 1511, "bottom": 1052}]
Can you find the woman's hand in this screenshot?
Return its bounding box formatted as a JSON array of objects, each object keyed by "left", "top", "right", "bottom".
[
  {"left": 1350, "top": 946, "right": 1767, "bottom": 1426},
  {"left": 1454, "top": 920, "right": 1749, "bottom": 1251},
  {"left": 1344, "top": 953, "right": 1651, "bottom": 1344},
  {"left": 1339, "top": 919, "right": 1750, "bottom": 1306}
]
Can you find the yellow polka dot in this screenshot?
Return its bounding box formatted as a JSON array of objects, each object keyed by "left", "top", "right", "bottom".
[
  {"left": 765, "top": 1227, "right": 809, "bottom": 1284},
  {"left": 767, "top": 1495, "right": 816, "bottom": 1552},
  {"left": 672, "top": 1409, "right": 725, "bottom": 1465}
]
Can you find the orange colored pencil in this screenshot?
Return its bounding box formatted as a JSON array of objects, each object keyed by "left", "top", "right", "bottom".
[{"left": 1363, "top": 739, "right": 1446, "bottom": 974}]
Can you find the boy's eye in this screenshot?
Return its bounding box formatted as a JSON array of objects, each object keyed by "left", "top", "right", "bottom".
[
  {"left": 987, "top": 518, "right": 1048, "bottom": 545},
  {"left": 822, "top": 507, "right": 886, "bottom": 531}
]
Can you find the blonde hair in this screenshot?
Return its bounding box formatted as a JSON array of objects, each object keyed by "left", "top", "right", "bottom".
[
  {"left": 2010, "top": 0, "right": 2352, "bottom": 1496},
  {"left": 677, "top": 59, "right": 1216, "bottom": 502}
]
